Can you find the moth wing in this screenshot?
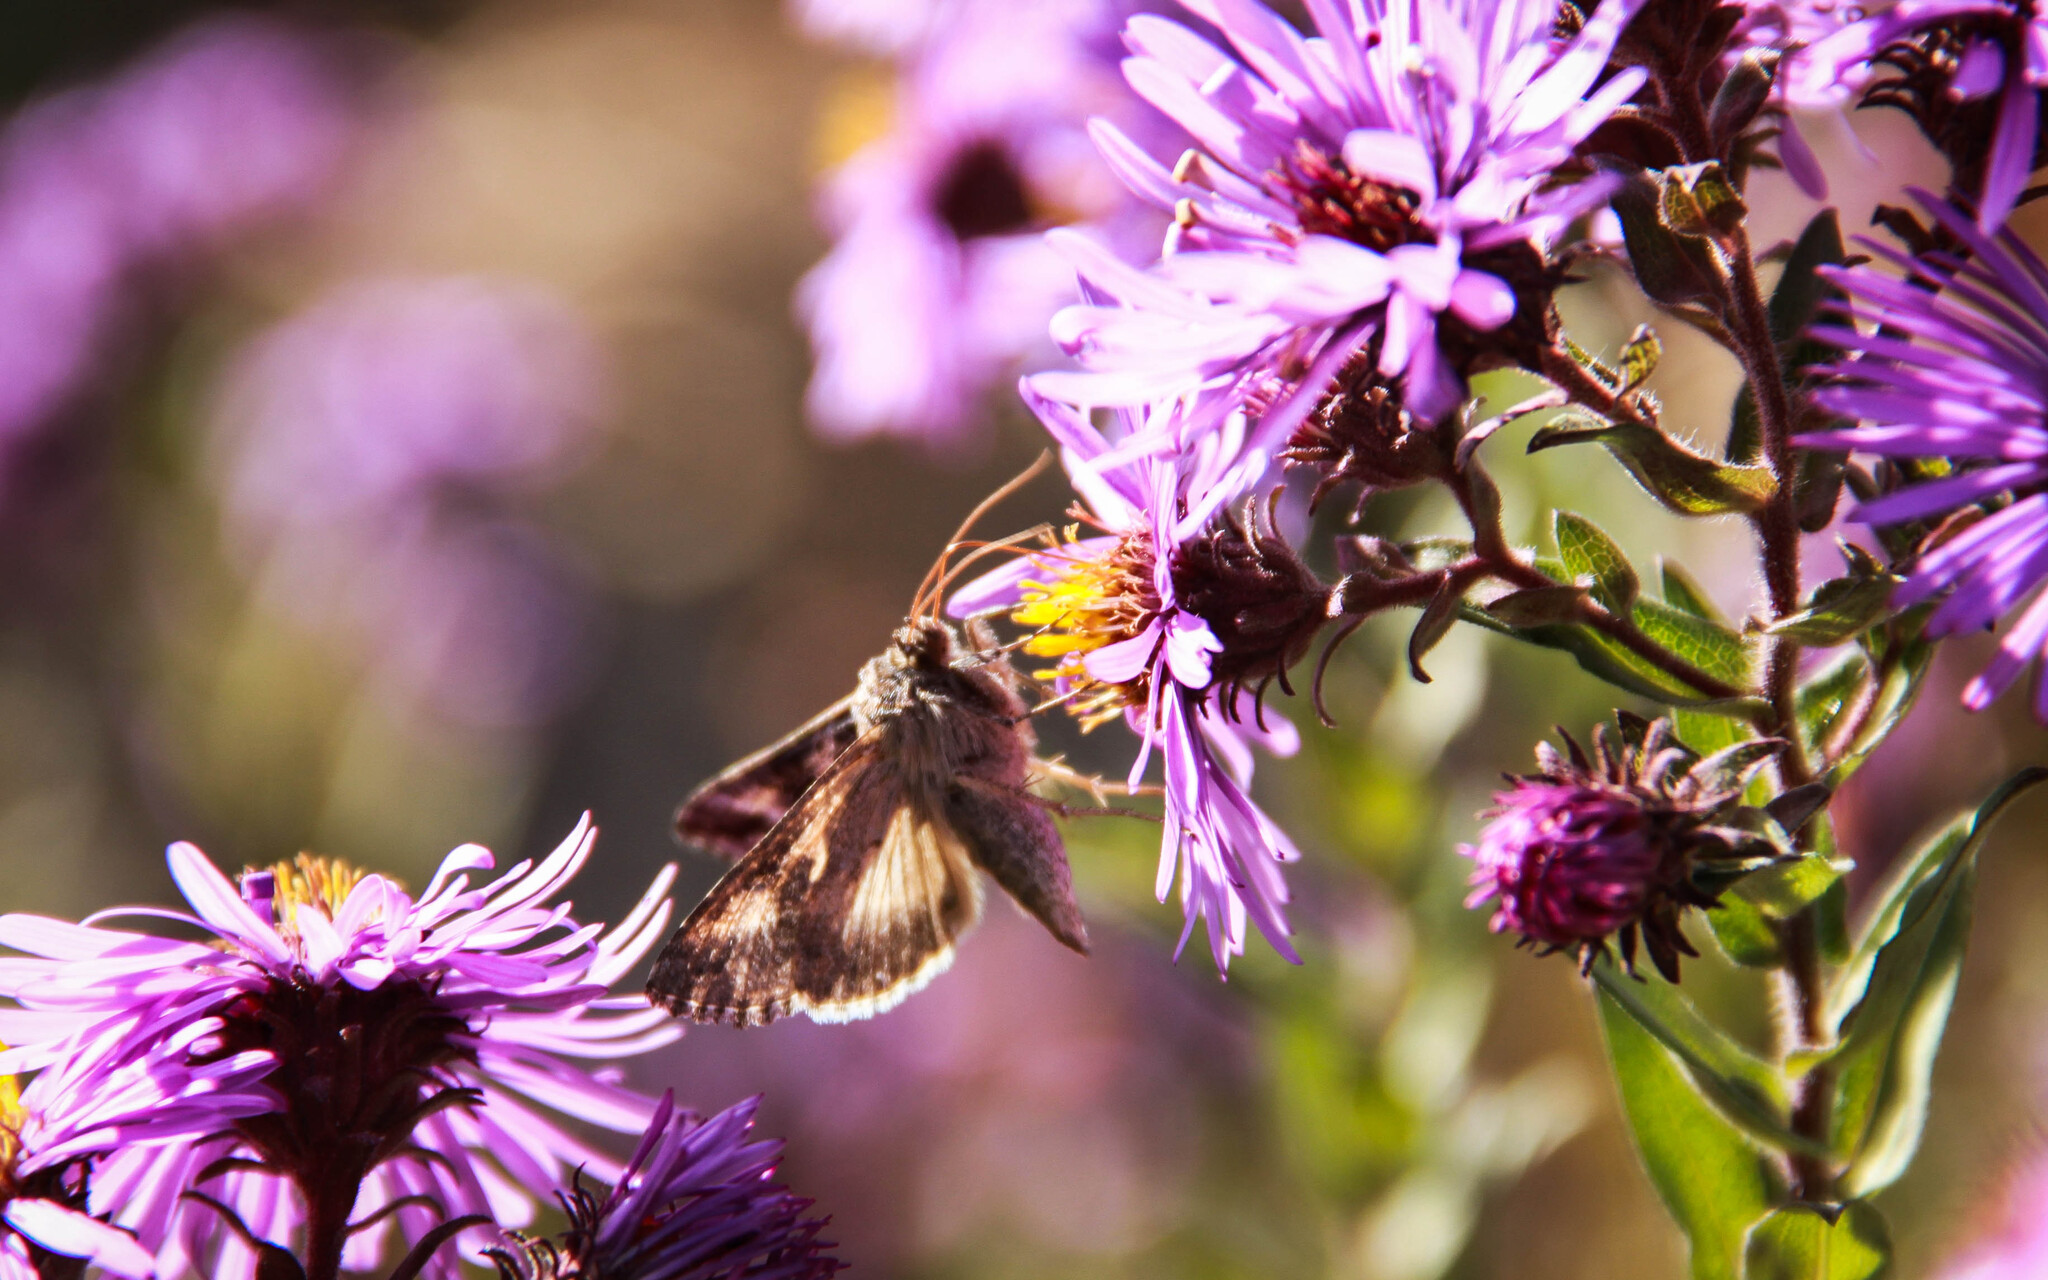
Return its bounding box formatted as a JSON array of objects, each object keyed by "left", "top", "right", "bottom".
[
  {"left": 673, "top": 697, "right": 860, "bottom": 859},
  {"left": 647, "top": 738, "right": 983, "bottom": 1027},
  {"left": 947, "top": 777, "right": 1088, "bottom": 955}
]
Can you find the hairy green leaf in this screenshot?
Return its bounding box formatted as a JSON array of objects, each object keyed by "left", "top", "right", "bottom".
[
  {"left": 1661, "top": 558, "right": 1728, "bottom": 624},
  {"left": 1598, "top": 988, "right": 1778, "bottom": 1280},
  {"left": 1556, "top": 511, "right": 1640, "bottom": 613},
  {"left": 1613, "top": 169, "right": 1722, "bottom": 307},
  {"left": 1708, "top": 896, "right": 1783, "bottom": 966},
  {"left": 1621, "top": 324, "right": 1663, "bottom": 392},
  {"left": 1530, "top": 419, "right": 1776, "bottom": 516},
  {"left": 1743, "top": 1203, "right": 1891, "bottom": 1280},
  {"left": 1634, "top": 599, "right": 1756, "bottom": 689},
  {"left": 1826, "top": 770, "right": 2048, "bottom": 1186},
  {"left": 1592, "top": 961, "right": 1821, "bottom": 1157}
]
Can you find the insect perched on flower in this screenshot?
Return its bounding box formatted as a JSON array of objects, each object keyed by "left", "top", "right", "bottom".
[{"left": 650, "top": 459, "right": 1098, "bottom": 1027}]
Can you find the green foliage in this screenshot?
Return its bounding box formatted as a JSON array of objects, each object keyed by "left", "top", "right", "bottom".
[
  {"left": 1528, "top": 417, "right": 1776, "bottom": 516},
  {"left": 1822, "top": 770, "right": 2047, "bottom": 1193},
  {"left": 1555, "top": 511, "right": 1639, "bottom": 613},
  {"left": 1764, "top": 550, "right": 1896, "bottom": 647},
  {"left": 1598, "top": 987, "right": 1777, "bottom": 1280},
  {"left": 1743, "top": 1204, "right": 1892, "bottom": 1280}
]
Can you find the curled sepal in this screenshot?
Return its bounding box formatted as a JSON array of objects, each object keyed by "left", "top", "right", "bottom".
[
  {"left": 1619, "top": 324, "right": 1662, "bottom": 393},
  {"left": 1708, "top": 49, "right": 1779, "bottom": 153},
  {"left": 1530, "top": 418, "right": 1775, "bottom": 516},
  {"left": 1408, "top": 580, "right": 1462, "bottom": 683}
]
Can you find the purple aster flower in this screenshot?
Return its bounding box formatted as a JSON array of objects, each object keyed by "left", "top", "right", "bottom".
[
  {"left": 1793, "top": 0, "right": 2047, "bottom": 226},
  {"left": 1031, "top": 0, "right": 1646, "bottom": 432},
  {"left": 951, "top": 389, "right": 1314, "bottom": 970},
  {"left": 1462, "top": 717, "right": 1780, "bottom": 980},
  {"left": 488, "top": 1091, "right": 840, "bottom": 1280},
  {"left": 0, "top": 1072, "right": 157, "bottom": 1280},
  {"left": 796, "top": 0, "right": 1175, "bottom": 453},
  {"left": 0, "top": 816, "right": 682, "bottom": 1280},
  {"left": 212, "top": 275, "right": 606, "bottom": 725},
  {"left": 1728, "top": 0, "right": 1881, "bottom": 195},
  {"left": 0, "top": 15, "right": 355, "bottom": 458},
  {"left": 1797, "top": 194, "right": 2048, "bottom": 718}
]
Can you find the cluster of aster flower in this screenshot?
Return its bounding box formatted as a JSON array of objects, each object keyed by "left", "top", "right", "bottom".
[
  {"left": 0, "top": 818, "right": 841, "bottom": 1279},
  {"left": 903, "top": 0, "right": 2048, "bottom": 986}
]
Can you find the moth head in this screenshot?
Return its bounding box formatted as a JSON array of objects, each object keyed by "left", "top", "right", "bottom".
[{"left": 889, "top": 617, "right": 957, "bottom": 670}]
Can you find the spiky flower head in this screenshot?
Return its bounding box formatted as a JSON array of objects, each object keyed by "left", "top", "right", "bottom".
[
  {"left": 0, "top": 817, "right": 682, "bottom": 1280},
  {"left": 1462, "top": 715, "right": 1784, "bottom": 980},
  {"left": 487, "top": 1092, "right": 840, "bottom": 1280}
]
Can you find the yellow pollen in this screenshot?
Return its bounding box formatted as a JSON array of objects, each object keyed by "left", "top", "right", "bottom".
[
  {"left": 1009, "top": 536, "right": 1160, "bottom": 729},
  {"left": 0, "top": 1059, "right": 22, "bottom": 1190},
  {"left": 257, "top": 854, "right": 401, "bottom": 937}
]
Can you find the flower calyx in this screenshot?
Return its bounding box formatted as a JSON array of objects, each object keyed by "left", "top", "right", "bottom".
[{"left": 1172, "top": 494, "right": 1332, "bottom": 712}]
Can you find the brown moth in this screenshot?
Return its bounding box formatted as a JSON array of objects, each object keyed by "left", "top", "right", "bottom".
[{"left": 647, "top": 466, "right": 1088, "bottom": 1027}]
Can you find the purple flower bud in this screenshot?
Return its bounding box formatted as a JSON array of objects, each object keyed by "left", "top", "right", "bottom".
[
  {"left": 1461, "top": 716, "right": 1784, "bottom": 980},
  {"left": 1464, "top": 781, "right": 1668, "bottom": 950}
]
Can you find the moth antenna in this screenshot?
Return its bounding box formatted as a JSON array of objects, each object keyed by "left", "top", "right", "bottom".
[
  {"left": 911, "top": 451, "right": 1054, "bottom": 620},
  {"left": 922, "top": 523, "right": 1053, "bottom": 617}
]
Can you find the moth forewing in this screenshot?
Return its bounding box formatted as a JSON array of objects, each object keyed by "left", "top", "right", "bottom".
[
  {"left": 673, "top": 698, "right": 860, "bottom": 859},
  {"left": 648, "top": 615, "right": 1090, "bottom": 1026}
]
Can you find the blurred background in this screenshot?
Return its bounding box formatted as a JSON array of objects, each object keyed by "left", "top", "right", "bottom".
[{"left": 3, "top": 1, "right": 2044, "bottom": 1276}]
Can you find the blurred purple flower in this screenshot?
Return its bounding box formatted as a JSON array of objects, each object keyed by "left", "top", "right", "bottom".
[
  {"left": 213, "top": 276, "right": 607, "bottom": 725},
  {"left": 1730, "top": 0, "right": 1880, "bottom": 195},
  {"left": 1798, "top": 194, "right": 2048, "bottom": 719},
  {"left": 0, "top": 816, "right": 681, "bottom": 1280},
  {"left": 789, "top": 0, "right": 944, "bottom": 54},
  {"left": 796, "top": 0, "right": 1174, "bottom": 454},
  {"left": 951, "top": 391, "right": 1303, "bottom": 971},
  {"left": 0, "top": 15, "right": 355, "bottom": 456},
  {"left": 1031, "top": 0, "right": 1646, "bottom": 431},
  {"left": 1935, "top": 1143, "right": 2048, "bottom": 1280},
  {"left": 490, "top": 1091, "right": 840, "bottom": 1280},
  {"left": 0, "top": 1072, "right": 157, "bottom": 1280}
]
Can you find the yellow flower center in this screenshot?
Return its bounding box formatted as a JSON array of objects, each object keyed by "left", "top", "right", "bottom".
[
  {"left": 1011, "top": 530, "right": 1161, "bottom": 729},
  {"left": 0, "top": 1062, "right": 23, "bottom": 1195}
]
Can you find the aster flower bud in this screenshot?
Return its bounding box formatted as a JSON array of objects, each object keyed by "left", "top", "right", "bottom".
[
  {"left": 1462, "top": 715, "right": 1785, "bottom": 981},
  {"left": 1171, "top": 496, "right": 1332, "bottom": 709},
  {"left": 1285, "top": 359, "right": 1450, "bottom": 517}
]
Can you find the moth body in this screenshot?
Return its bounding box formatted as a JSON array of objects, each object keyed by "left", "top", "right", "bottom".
[{"left": 649, "top": 617, "right": 1087, "bottom": 1027}]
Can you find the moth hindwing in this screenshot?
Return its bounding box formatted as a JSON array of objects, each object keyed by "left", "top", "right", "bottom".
[{"left": 647, "top": 617, "right": 1086, "bottom": 1026}]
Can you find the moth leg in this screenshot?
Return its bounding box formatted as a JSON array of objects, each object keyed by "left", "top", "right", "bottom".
[
  {"left": 959, "top": 773, "right": 1161, "bottom": 824},
  {"left": 1029, "top": 756, "right": 1166, "bottom": 802}
]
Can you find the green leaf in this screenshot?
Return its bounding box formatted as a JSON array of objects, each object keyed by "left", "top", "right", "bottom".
[
  {"left": 1598, "top": 987, "right": 1778, "bottom": 1280},
  {"left": 1709, "top": 896, "right": 1783, "bottom": 967},
  {"left": 1729, "top": 383, "right": 1761, "bottom": 463},
  {"left": 1635, "top": 598, "right": 1756, "bottom": 690},
  {"left": 1709, "top": 48, "right": 1778, "bottom": 147},
  {"left": 1620, "top": 324, "right": 1663, "bottom": 392},
  {"left": 1661, "top": 162, "right": 1749, "bottom": 238},
  {"left": 1735, "top": 854, "right": 1848, "bottom": 920},
  {"left": 1485, "top": 584, "right": 1590, "bottom": 626},
  {"left": 1826, "top": 769, "right": 2048, "bottom": 1190},
  {"left": 1408, "top": 580, "right": 1461, "bottom": 683},
  {"left": 1530, "top": 419, "right": 1776, "bottom": 516},
  {"left": 1556, "top": 511, "right": 1640, "bottom": 613},
  {"left": 1460, "top": 604, "right": 1732, "bottom": 704},
  {"left": 1662, "top": 558, "right": 1728, "bottom": 624},
  {"left": 1743, "top": 1203, "right": 1891, "bottom": 1280},
  {"left": 1766, "top": 554, "right": 1897, "bottom": 647},
  {"left": 1827, "top": 637, "right": 1932, "bottom": 786},
  {"left": 1591, "top": 960, "right": 1821, "bottom": 1157},
  {"left": 1613, "top": 169, "right": 1722, "bottom": 307},
  {"left": 1796, "top": 650, "right": 1869, "bottom": 759},
  {"left": 1768, "top": 210, "right": 1846, "bottom": 347}
]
